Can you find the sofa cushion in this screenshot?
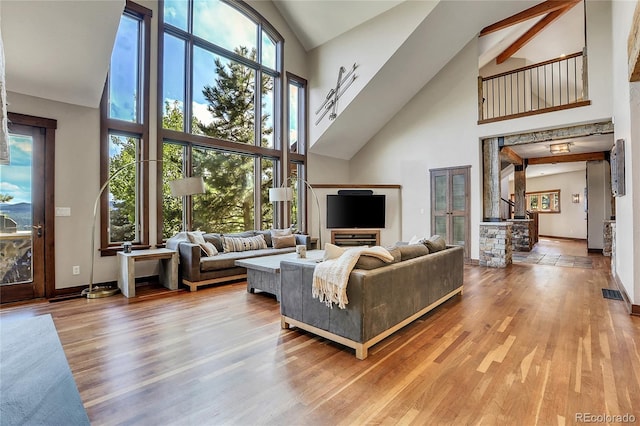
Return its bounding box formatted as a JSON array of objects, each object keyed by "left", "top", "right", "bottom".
[
  {"left": 255, "top": 230, "right": 273, "bottom": 247},
  {"left": 355, "top": 246, "right": 401, "bottom": 270},
  {"left": 200, "top": 247, "right": 294, "bottom": 271},
  {"left": 225, "top": 231, "right": 258, "bottom": 239},
  {"left": 203, "top": 233, "right": 224, "bottom": 252},
  {"left": 398, "top": 243, "right": 429, "bottom": 261},
  {"left": 270, "top": 227, "right": 293, "bottom": 238},
  {"left": 422, "top": 235, "right": 446, "bottom": 252},
  {"left": 187, "top": 231, "right": 206, "bottom": 245},
  {"left": 323, "top": 243, "right": 346, "bottom": 260},
  {"left": 201, "top": 242, "right": 218, "bottom": 257},
  {"left": 222, "top": 235, "right": 268, "bottom": 252},
  {"left": 273, "top": 234, "right": 296, "bottom": 249}
]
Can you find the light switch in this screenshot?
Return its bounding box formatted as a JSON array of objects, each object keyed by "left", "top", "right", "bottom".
[{"left": 55, "top": 207, "right": 71, "bottom": 217}]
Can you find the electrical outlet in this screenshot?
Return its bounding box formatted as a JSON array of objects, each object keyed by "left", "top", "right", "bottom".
[{"left": 72, "top": 266, "right": 80, "bottom": 275}]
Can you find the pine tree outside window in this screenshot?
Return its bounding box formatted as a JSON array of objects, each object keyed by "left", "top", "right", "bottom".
[{"left": 159, "top": 0, "right": 284, "bottom": 237}]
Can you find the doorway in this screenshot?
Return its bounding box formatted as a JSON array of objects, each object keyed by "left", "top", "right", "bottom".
[
  {"left": 1, "top": 113, "right": 56, "bottom": 303},
  {"left": 430, "top": 165, "right": 470, "bottom": 259}
]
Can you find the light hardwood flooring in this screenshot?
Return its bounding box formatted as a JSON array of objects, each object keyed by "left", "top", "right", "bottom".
[{"left": 1, "top": 253, "right": 639, "bottom": 425}]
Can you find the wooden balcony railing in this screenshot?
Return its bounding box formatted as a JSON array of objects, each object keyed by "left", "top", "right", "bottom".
[{"left": 478, "top": 49, "right": 590, "bottom": 124}]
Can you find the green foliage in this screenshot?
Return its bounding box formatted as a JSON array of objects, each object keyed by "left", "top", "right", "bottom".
[
  {"left": 108, "top": 135, "right": 137, "bottom": 243},
  {"left": 0, "top": 194, "right": 14, "bottom": 203}
]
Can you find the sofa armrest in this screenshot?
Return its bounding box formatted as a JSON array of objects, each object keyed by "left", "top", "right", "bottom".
[
  {"left": 295, "top": 234, "right": 311, "bottom": 249},
  {"left": 177, "top": 242, "right": 201, "bottom": 282}
]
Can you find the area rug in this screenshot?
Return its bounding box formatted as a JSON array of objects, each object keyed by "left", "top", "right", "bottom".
[{"left": 0, "top": 314, "right": 90, "bottom": 425}]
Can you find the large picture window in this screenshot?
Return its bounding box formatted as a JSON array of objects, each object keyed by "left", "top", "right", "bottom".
[
  {"left": 100, "top": 2, "right": 151, "bottom": 254},
  {"left": 286, "top": 73, "right": 308, "bottom": 233},
  {"left": 158, "top": 0, "right": 283, "bottom": 239}
]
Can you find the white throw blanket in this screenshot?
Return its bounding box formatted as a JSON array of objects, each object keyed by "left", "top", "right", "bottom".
[{"left": 312, "top": 246, "right": 394, "bottom": 309}]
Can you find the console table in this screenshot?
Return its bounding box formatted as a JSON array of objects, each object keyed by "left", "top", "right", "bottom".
[
  {"left": 117, "top": 248, "right": 178, "bottom": 298},
  {"left": 331, "top": 229, "right": 380, "bottom": 247}
]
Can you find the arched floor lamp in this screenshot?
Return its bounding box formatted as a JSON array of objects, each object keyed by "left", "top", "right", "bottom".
[
  {"left": 269, "top": 177, "right": 322, "bottom": 249},
  {"left": 82, "top": 159, "right": 205, "bottom": 298}
]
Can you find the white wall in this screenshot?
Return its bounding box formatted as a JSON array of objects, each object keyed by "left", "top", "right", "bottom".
[
  {"left": 6, "top": 0, "right": 309, "bottom": 290},
  {"left": 513, "top": 169, "right": 588, "bottom": 239},
  {"left": 611, "top": 0, "right": 639, "bottom": 304},
  {"left": 340, "top": 0, "right": 614, "bottom": 261}
]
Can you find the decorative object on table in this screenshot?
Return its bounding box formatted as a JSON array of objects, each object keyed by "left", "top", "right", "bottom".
[
  {"left": 296, "top": 244, "right": 307, "bottom": 258},
  {"left": 315, "top": 63, "right": 357, "bottom": 125},
  {"left": 269, "top": 176, "right": 322, "bottom": 248},
  {"left": 122, "top": 241, "right": 132, "bottom": 253},
  {"left": 82, "top": 159, "right": 205, "bottom": 299}
]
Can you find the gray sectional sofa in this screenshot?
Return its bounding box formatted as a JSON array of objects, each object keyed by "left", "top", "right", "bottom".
[
  {"left": 167, "top": 230, "right": 310, "bottom": 292},
  {"left": 279, "top": 244, "right": 464, "bottom": 359}
]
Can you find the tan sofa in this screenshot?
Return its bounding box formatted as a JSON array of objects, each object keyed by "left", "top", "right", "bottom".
[{"left": 167, "top": 230, "right": 310, "bottom": 292}]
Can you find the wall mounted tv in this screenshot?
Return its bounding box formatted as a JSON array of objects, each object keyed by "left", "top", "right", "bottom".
[{"left": 326, "top": 194, "right": 386, "bottom": 229}]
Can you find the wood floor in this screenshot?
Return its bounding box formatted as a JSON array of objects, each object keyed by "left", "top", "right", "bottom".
[{"left": 1, "top": 249, "right": 639, "bottom": 425}]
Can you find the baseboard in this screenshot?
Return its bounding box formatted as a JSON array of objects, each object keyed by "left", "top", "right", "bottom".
[
  {"left": 465, "top": 258, "right": 479, "bottom": 265},
  {"left": 538, "top": 235, "right": 587, "bottom": 242},
  {"left": 50, "top": 276, "right": 161, "bottom": 301},
  {"left": 612, "top": 271, "right": 640, "bottom": 316}
]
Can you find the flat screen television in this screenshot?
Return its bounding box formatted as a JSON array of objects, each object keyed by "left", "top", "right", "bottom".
[{"left": 326, "top": 194, "right": 385, "bottom": 228}]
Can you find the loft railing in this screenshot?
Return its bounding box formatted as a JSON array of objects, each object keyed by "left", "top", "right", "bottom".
[{"left": 478, "top": 49, "right": 589, "bottom": 124}]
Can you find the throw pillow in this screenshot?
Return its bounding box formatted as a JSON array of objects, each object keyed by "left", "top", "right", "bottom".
[
  {"left": 272, "top": 234, "right": 296, "bottom": 249},
  {"left": 200, "top": 242, "right": 218, "bottom": 257},
  {"left": 270, "top": 227, "right": 293, "bottom": 238},
  {"left": 323, "top": 243, "right": 346, "bottom": 261},
  {"left": 422, "top": 235, "right": 447, "bottom": 252},
  {"left": 187, "top": 231, "right": 206, "bottom": 245},
  {"left": 222, "top": 235, "right": 268, "bottom": 253},
  {"left": 398, "top": 244, "right": 429, "bottom": 261}
]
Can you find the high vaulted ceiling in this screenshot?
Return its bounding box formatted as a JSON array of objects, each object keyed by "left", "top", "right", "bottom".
[
  {"left": 273, "top": 0, "right": 404, "bottom": 51},
  {"left": 1, "top": 0, "right": 124, "bottom": 108}
]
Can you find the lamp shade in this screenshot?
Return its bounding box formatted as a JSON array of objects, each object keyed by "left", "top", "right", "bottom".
[
  {"left": 269, "top": 187, "right": 293, "bottom": 202},
  {"left": 169, "top": 176, "right": 206, "bottom": 197}
]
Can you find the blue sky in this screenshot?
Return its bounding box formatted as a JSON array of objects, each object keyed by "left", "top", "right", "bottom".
[{"left": 0, "top": 134, "right": 32, "bottom": 205}]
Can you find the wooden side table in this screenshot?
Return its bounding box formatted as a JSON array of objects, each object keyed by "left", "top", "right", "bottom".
[{"left": 117, "top": 248, "right": 178, "bottom": 298}]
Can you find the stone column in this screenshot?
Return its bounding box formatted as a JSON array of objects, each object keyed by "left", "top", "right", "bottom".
[
  {"left": 479, "top": 222, "right": 512, "bottom": 267},
  {"left": 483, "top": 138, "right": 501, "bottom": 221}
]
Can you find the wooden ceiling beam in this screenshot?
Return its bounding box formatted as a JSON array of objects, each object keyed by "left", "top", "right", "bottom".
[
  {"left": 480, "top": 0, "right": 579, "bottom": 37},
  {"left": 500, "top": 147, "right": 524, "bottom": 165},
  {"left": 496, "top": 2, "right": 579, "bottom": 64},
  {"left": 527, "top": 152, "right": 605, "bottom": 165}
]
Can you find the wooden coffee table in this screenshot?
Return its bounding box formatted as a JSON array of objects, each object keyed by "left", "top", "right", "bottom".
[{"left": 235, "top": 250, "right": 324, "bottom": 301}]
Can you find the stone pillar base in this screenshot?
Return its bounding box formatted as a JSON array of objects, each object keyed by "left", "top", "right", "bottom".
[{"left": 480, "top": 222, "right": 512, "bottom": 268}]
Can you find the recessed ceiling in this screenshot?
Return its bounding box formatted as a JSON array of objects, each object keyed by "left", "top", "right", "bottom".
[
  {"left": 507, "top": 133, "right": 613, "bottom": 178},
  {"left": 508, "top": 133, "right": 613, "bottom": 159}
]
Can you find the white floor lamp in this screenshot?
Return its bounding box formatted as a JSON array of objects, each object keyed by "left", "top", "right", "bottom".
[
  {"left": 269, "top": 177, "right": 322, "bottom": 248},
  {"left": 82, "top": 159, "right": 205, "bottom": 299}
]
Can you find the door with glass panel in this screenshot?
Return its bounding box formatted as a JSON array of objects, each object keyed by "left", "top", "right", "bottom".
[
  {"left": 0, "top": 124, "right": 46, "bottom": 302},
  {"left": 430, "top": 166, "right": 470, "bottom": 259}
]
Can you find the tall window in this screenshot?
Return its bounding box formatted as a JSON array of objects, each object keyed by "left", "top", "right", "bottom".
[
  {"left": 287, "top": 73, "right": 308, "bottom": 232},
  {"left": 100, "top": 2, "right": 151, "bottom": 253},
  {"left": 159, "top": 0, "right": 283, "bottom": 238}
]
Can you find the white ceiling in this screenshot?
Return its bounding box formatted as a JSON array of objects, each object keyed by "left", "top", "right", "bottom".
[
  {"left": 1, "top": 0, "right": 124, "bottom": 108},
  {"left": 272, "top": 0, "right": 404, "bottom": 51},
  {"left": 507, "top": 133, "right": 613, "bottom": 179}
]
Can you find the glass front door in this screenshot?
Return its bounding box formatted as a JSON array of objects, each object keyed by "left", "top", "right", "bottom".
[{"left": 0, "top": 123, "right": 46, "bottom": 302}]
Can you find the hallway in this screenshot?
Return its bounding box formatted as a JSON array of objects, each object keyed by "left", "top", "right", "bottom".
[{"left": 512, "top": 237, "right": 608, "bottom": 269}]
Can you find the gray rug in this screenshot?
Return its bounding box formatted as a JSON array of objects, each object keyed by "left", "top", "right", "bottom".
[{"left": 0, "top": 314, "right": 90, "bottom": 425}]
